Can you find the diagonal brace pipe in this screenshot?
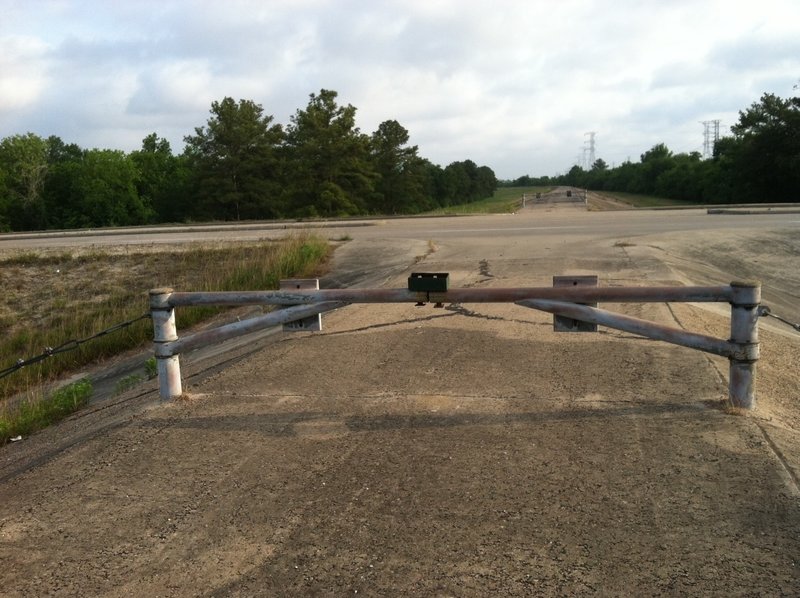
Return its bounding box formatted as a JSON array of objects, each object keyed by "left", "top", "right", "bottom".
[
  {"left": 156, "top": 302, "right": 347, "bottom": 358},
  {"left": 518, "top": 299, "right": 757, "bottom": 361}
]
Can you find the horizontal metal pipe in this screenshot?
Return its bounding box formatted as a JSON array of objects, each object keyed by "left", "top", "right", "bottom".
[
  {"left": 519, "top": 299, "right": 743, "bottom": 359},
  {"left": 168, "top": 285, "right": 735, "bottom": 307},
  {"left": 169, "top": 288, "right": 417, "bottom": 306},
  {"left": 159, "top": 302, "right": 346, "bottom": 357}
]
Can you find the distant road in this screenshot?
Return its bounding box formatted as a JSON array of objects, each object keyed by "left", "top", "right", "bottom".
[{"left": 0, "top": 208, "right": 798, "bottom": 251}]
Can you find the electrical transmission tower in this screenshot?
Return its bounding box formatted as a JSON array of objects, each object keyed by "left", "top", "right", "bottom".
[
  {"left": 700, "top": 120, "right": 720, "bottom": 158},
  {"left": 584, "top": 132, "right": 596, "bottom": 167}
]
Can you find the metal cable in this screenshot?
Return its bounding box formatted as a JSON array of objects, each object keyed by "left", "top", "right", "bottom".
[
  {"left": 759, "top": 306, "right": 800, "bottom": 332},
  {"left": 0, "top": 313, "right": 152, "bottom": 380}
]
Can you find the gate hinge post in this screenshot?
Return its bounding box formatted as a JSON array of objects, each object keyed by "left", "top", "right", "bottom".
[{"left": 728, "top": 281, "right": 761, "bottom": 409}]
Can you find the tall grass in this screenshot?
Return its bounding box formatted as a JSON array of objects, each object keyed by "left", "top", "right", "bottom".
[{"left": 0, "top": 234, "right": 330, "bottom": 402}]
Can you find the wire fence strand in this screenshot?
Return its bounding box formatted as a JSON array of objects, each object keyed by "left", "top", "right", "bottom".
[
  {"left": 759, "top": 306, "right": 800, "bottom": 332},
  {"left": 0, "top": 313, "right": 152, "bottom": 380}
]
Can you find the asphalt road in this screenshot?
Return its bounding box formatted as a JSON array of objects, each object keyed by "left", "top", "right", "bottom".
[{"left": 1, "top": 205, "right": 799, "bottom": 249}]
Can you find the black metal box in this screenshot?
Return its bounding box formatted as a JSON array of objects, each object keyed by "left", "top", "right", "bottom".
[{"left": 408, "top": 272, "right": 449, "bottom": 292}]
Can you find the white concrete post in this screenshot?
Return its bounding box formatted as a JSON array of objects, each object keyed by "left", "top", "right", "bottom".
[{"left": 149, "top": 287, "right": 182, "bottom": 401}]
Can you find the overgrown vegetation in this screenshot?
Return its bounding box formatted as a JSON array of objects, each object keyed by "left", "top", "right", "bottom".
[
  {"left": 0, "top": 234, "right": 330, "bottom": 402},
  {"left": 503, "top": 91, "right": 800, "bottom": 204},
  {"left": 0, "top": 378, "right": 93, "bottom": 444},
  {"left": 427, "top": 186, "right": 552, "bottom": 214}
]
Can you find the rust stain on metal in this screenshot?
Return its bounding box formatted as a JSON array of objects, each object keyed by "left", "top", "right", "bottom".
[
  {"left": 552, "top": 275, "right": 598, "bottom": 332},
  {"left": 168, "top": 285, "right": 735, "bottom": 307}
]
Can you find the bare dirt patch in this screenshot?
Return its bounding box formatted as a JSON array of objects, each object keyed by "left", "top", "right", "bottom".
[{"left": 587, "top": 191, "right": 631, "bottom": 211}]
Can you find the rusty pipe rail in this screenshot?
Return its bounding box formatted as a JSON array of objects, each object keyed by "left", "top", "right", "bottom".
[
  {"left": 151, "top": 280, "right": 762, "bottom": 409},
  {"left": 167, "top": 285, "right": 736, "bottom": 307}
]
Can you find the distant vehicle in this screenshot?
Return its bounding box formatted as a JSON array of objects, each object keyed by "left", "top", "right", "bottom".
[{"left": 566, "top": 190, "right": 572, "bottom": 197}]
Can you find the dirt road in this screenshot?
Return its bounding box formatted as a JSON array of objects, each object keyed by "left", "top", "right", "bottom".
[{"left": 1, "top": 205, "right": 799, "bottom": 595}]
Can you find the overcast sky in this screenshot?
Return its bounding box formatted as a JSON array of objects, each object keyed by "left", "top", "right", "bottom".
[{"left": 2, "top": 0, "right": 798, "bottom": 178}]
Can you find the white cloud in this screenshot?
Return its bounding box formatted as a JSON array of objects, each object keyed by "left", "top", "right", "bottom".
[
  {"left": 0, "top": 35, "right": 50, "bottom": 112},
  {"left": 127, "top": 60, "right": 215, "bottom": 116},
  {"left": 0, "top": 0, "right": 799, "bottom": 177}
]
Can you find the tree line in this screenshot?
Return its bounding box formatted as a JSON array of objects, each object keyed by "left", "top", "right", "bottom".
[
  {"left": 504, "top": 92, "right": 800, "bottom": 204},
  {"left": 0, "top": 89, "right": 497, "bottom": 231}
]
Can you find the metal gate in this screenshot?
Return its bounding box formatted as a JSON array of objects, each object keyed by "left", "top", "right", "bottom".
[{"left": 150, "top": 275, "right": 761, "bottom": 409}]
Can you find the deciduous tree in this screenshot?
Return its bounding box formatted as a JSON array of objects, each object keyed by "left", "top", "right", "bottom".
[
  {"left": 728, "top": 92, "right": 800, "bottom": 202},
  {"left": 0, "top": 133, "right": 49, "bottom": 229},
  {"left": 66, "top": 150, "right": 149, "bottom": 227}
]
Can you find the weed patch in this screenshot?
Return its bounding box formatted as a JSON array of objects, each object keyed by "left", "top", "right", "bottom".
[
  {"left": 114, "top": 374, "right": 144, "bottom": 395},
  {"left": 0, "top": 379, "right": 93, "bottom": 443},
  {"left": 144, "top": 357, "right": 157, "bottom": 379}
]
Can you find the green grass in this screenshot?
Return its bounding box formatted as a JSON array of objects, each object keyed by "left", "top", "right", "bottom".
[
  {"left": 596, "top": 191, "right": 694, "bottom": 208},
  {"left": 0, "top": 379, "right": 93, "bottom": 443},
  {"left": 426, "top": 186, "right": 553, "bottom": 215},
  {"left": 144, "top": 357, "right": 157, "bottom": 379},
  {"left": 114, "top": 374, "right": 144, "bottom": 395},
  {"left": 0, "top": 234, "right": 331, "bottom": 403}
]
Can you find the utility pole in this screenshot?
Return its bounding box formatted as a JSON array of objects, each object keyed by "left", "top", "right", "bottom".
[
  {"left": 584, "top": 132, "right": 596, "bottom": 168},
  {"left": 700, "top": 120, "right": 720, "bottom": 158}
]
